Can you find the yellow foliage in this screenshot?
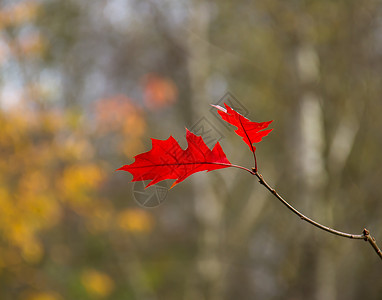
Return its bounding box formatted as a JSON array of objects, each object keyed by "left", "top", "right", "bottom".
[
  {"left": 19, "top": 193, "right": 61, "bottom": 228},
  {"left": 19, "top": 171, "right": 49, "bottom": 193},
  {"left": 117, "top": 209, "right": 154, "bottom": 233},
  {"left": 60, "top": 133, "right": 94, "bottom": 160},
  {"left": 0, "top": 106, "right": 109, "bottom": 272},
  {"left": 60, "top": 164, "right": 104, "bottom": 206},
  {"left": 21, "top": 239, "right": 43, "bottom": 264},
  {"left": 0, "top": 72, "right": 149, "bottom": 296},
  {"left": 0, "top": 186, "right": 13, "bottom": 221},
  {"left": 26, "top": 291, "right": 62, "bottom": 300},
  {"left": 81, "top": 269, "right": 115, "bottom": 297},
  {"left": 8, "top": 221, "right": 34, "bottom": 247}
]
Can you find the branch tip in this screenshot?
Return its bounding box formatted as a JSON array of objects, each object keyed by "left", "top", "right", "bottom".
[{"left": 363, "top": 228, "right": 370, "bottom": 241}]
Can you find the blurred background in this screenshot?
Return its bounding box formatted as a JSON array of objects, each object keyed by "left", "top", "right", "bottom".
[{"left": 0, "top": 0, "right": 381, "bottom": 299}]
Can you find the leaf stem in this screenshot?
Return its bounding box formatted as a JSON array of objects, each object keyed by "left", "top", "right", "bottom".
[
  {"left": 237, "top": 115, "right": 258, "bottom": 171},
  {"left": 252, "top": 170, "right": 382, "bottom": 260},
  {"left": 227, "top": 163, "right": 256, "bottom": 175}
]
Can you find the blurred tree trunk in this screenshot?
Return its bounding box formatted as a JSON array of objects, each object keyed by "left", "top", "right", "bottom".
[
  {"left": 294, "top": 42, "right": 337, "bottom": 300},
  {"left": 184, "top": 1, "right": 226, "bottom": 300}
]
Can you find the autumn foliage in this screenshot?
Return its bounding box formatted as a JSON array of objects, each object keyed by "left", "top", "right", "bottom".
[
  {"left": 117, "top": 129, "right": 232, "bottom": 188},
  {"left": 118, "top": 104, "right": 273, "bottom": 187},
  {"left": 118, "top": 101, "right": 382, "bottom": 263},
  {"left": 212, "top": 103, "right": 273, "bottom": 154}
]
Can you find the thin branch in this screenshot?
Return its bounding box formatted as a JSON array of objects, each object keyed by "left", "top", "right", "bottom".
[
  {"left": 252, "top": 169, "right": 382, "bottom": 260},
  {"left": 363, "top": 229, "right": 382, "bottom": 259}
]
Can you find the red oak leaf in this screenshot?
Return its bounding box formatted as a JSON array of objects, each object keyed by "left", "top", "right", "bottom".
[
  {"left": 117, "top": 129, "right": 232, "bottom": 188},
  {"left": 212, "top": 103, "right": 273, "bottom": 154}
]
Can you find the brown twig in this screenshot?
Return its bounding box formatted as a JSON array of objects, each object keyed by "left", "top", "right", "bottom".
[
  {"left": 363, "top": 229, "right": 382, "bottom": 259},
  {"left": 252, "top": 169, "right": 382, "bottom": 260}
]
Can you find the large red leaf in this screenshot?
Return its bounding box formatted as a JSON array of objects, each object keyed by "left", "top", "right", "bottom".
[
  {"left": 117, "top": 129, "right": 232, "bottom": 188},
  {"left": 212, "top": 103, "right": 273, "bottom": 154}
]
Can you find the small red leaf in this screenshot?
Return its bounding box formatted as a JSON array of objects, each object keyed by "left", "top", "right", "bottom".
[
  {"left": 117, "top": 129, "right": 232, "bottom": 188},
  {"left": 212, "top": 103, "right": 273, "bottom": 154}
]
